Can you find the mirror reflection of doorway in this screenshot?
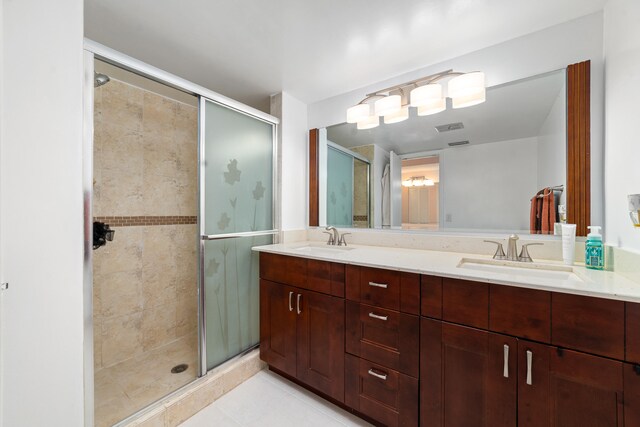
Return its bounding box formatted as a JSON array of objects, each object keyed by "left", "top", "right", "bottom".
[{"left": 401, "top": 156, "right": 440, "bottom": 230}]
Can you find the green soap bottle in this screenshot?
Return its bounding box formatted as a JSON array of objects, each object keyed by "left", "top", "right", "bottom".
[{"left": 585, "top": 226, "right": 604, "bottom": 270}]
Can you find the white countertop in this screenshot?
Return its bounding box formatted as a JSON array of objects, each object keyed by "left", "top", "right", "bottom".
[{"left": 253, "top": 242, "right": 640, "bottom": 303}]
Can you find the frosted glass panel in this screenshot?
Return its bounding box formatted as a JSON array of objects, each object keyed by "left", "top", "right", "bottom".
[
  {"left": 204, "top": 101, "right": 273, "bottom": 235},
  {"left": 327, "top": 147, "right": 353, "bottom": 227},
  {"left": 204, "top": 234, "right": 272, "bottom": 369}
]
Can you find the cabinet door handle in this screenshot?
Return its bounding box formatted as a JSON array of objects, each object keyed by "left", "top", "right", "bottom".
[
  {"left": 368, "top": 281, "right": 388, "bottom": 289},
  {"left": 288, "top": 291, "right": 293, "bottom": 312},
  {"left": 368, "top": 369, "right": 387, "bottom": 380},
  {"left": 368, "top": 312, "right": 388, "bottom": 321},
  {"left": 296, "top": 294, "right": 302, "bottom": 315},
  {"left": 503, "top": 344, "right": 509, "bottom": 378},
  {"left": 526, "top": 350, "right": 533, "bottom": 386}
]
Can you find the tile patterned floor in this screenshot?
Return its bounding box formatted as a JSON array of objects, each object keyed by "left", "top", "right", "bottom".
[
  {"left": 95, "top": 335, "right": 198, "bottom": 427},
  {"left": 179, "top": 369, "right": 372, "bottom": 427}
]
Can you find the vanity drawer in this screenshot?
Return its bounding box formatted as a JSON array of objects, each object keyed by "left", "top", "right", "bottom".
[
  {"left": 552, "top": 293, "right": 625, "bottom": 360},
  {"left": 626, "top": 302, "right": 640, "bottom": 363},
  {"left": 306, "top": 259, "right": 345, "bottom": 297},
  {"left": 345, "top": 354, "right": 419, "bottom": 427},
  {"left": 346, "top": 301, "right": 419, "bottom": 377},
  {"left": 346, "top": 266, "right": 420, "bottom": 314},
  {"left": 442, "top": 278, "right": 489, "bottom": 329},
  {"left": 260, "top": 253, "right": 307, "bottom": 287},
  {"left": 490, "top": 285, "right": 551, "bottom": 342}
]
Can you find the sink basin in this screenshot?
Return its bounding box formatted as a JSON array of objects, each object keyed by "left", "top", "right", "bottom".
[
  {"left": 293, "top": 245, "right": 355, "bottom": 257},
  {"left": 457, "top": 258, "right": 584, "bottom": 282}
]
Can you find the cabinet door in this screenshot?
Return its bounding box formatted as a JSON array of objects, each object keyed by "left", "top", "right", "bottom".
[
  {"left": 420, "top": 319, "right": 517, "bottom": 427},
  {"left": 624, "top": 363, "right": 640, "bottom": 426},
  {"left": 259, "top": 280, "right": 297, "bottom": 377},
  {"left": 549, "top": 348, "right": 623, "bottom": 427},
  {"left": 517, "top": 340, "right": 550, "bottom": 427},
  {"left": 296, "top": 289, "right": 345, "bottom": 402}
]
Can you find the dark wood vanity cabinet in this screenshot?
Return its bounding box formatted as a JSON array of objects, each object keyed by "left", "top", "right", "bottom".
[
  {"left": 421, "top": 275, "right": 632, "bottom": 427},
  {"left": 260, "top": 253, "right": 640, "bottom": 426},
  {"left": 259, "top": 253, "right": 345, "bottom": 403}
]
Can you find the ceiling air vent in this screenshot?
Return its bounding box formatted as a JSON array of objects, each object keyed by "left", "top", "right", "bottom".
[
  {"left": 435, "top": 122, "right": 464, "bottom": 133},
  {"left": 448, "top": 140, "right": 470, "bottom": 147}
]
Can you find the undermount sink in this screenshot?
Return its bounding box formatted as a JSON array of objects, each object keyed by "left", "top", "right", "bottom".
[
  {"left": 457, "top": 258, "right": 584, "bottom": 282},
  {"left": 293, "top": 244, "right": 355, "bottom": 256}
]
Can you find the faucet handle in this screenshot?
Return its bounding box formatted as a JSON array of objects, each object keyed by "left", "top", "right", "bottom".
[
  {"left": 484, "top": 240, "right": 507, "bottom": 260},
  {"left": 338, "top": 233, "right": 351, "bottom": 246},
  {"left": 322, "top": 231, "right": 335, "bottom": 245},
  {"left": 518, "top": 243, "right": 544, "bottom": 262}
]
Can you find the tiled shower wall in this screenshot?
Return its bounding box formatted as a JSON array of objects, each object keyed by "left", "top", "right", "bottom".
[{"left": 93, "top": 79, "right": 198, "bottom": 369}]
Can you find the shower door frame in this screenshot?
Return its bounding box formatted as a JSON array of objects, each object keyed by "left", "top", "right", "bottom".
[{"left": 82, "top": 38, "right": 280, "bottom": 427}]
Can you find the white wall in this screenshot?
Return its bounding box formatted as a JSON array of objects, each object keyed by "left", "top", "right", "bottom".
[
  {"left": 308, "top": 12, "right": 604, "bottom": 229},
  {"left": 604, "top": 0, "right": 640, "bottom": 251},
  {"left": 440, "top": 137, "right": 539, "bottom": 231},
  {"left": 271, "top": 92, "right": 308, "bottom": 230},
  {"left": 0, "top": 1, "right": 86, "bottom": 425},
  {"left": 537, "top": 85, "right": 567, "bottom": 205}
]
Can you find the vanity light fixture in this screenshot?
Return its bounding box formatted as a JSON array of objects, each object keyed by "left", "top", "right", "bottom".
[
  {"left": 347, "top": 69, "right": 486, "bottom": 129},
  {"left": 402, "top": 176, "right": 435, "bottom": 187}
]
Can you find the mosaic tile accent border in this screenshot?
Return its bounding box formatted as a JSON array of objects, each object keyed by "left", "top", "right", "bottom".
[
  {"left": 353, "top": 215, "right": 369, "bottom": 222},
  {"left": 94, "top": 216, "right": 197, "bottom": 227}
]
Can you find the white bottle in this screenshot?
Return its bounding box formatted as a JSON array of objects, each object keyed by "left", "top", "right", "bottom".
[{"left": 561, "top": 224, "right": 577, "bottom": 266}]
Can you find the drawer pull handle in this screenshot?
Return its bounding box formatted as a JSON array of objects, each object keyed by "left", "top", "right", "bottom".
[
  {"left": 288, "top": 291, "right": 293, "bottom": 312},
  {"left": 368, "top": 281, "right": 388, "bottom": 289},
  {"left": 503, "top": 344, "right": 509, "bottom": 378},
  {"left": 368, "top": 312, "right": 388, "bottom": 321},
  {"left": 368, "top": 369, "right": 387, "bottom": 380},
  {"left": 296, "top": 294, "right": 302, "bottom": 315},
  {"left": 526, "top": 350, "right": 533, "bottom": 386}
]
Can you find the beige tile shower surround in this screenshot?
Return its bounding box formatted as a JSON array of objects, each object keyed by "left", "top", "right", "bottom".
[{"left": 93, "top": 79, "right": 199, "bottom": 425}]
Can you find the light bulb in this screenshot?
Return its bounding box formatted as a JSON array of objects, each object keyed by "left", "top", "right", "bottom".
[
  {"left": 410, "top": 84, "right": 442, "bottom": 107},
  {"left": 384, "top": 106, "right": 409, "bottom": 124},
  {"left": 357, "top": 115, "right": 379, "bottom": 130},
  {"left": 346, "top": 104, "right": 370, "bottom": 123},
  {"left": 374, "top": 95, "right": 401, "bottom": 116},
  {"left": 449, "top": 72, "right": 486, "bottom": 108}
]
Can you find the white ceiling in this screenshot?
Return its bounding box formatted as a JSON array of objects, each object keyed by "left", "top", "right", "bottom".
[
  {"left": 84, "top": 0, "right": 605, "bottom": 112},
  {"left": 327, "top": 70, "right": 565, "bottom": 154}
]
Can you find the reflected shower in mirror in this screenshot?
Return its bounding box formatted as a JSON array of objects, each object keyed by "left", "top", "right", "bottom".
[
  {"left": 321, "top": 69, "right": 569, "bottom": 235},
  {"left": 320, "top": 131, "right": 371, "bottom": 228}
]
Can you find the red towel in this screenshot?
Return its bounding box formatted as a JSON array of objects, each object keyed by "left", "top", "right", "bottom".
[
  {"left": 531, "top": 188, "right": 557, "bottom": 234},
  {"left": 530, "top": 190, "right": 543, "bottom": 234}
]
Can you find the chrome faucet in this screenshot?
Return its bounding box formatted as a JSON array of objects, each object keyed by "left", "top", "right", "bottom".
[{"left": 324, "top": 226, "right": 340, "bottom": 246}]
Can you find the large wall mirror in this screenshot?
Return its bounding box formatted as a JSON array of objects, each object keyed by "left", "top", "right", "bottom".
[{"left": 309, "top": 61, "right": 592, "bottom": 236}]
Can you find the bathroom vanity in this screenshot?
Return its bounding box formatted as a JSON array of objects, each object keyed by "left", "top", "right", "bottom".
[{"left": 255, "top": 243, "right": 640, "bottom": 427}]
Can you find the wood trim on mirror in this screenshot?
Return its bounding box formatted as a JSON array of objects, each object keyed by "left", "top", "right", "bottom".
[
  {"left": 567, "top": 60, "right": 591, "bottom": 236},
  {"left": 309, "top": 128, "right": 319, "bottom": 227},
  {"left": 309, "top": 63, "right": 592, "bottom": 236}
]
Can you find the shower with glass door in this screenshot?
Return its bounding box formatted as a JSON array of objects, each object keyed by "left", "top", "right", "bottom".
[{"left": 88, "top": 45, "right": 277, "bottom": 427}]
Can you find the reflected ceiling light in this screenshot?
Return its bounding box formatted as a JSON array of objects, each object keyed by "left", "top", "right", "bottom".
[
  {"left": 347, "top": 69, "right": 486, "bottom": 130},
  {"left": 384, "top": 106, "right": 409, "bottom": 124},
  {"left": 402, "top": 176, "right": 436, "bottom": 187},
  {"left": 374, "top": 94, "right": 401, "bottom": 116},
  {"left": 448, "top": 71, "right": 486, "bottom": 109},
  {"left": 356, "top": 115, "right": 380, "bottom": 130},
  {"left": 346, "top": 104, "right": 370, "bottom": 123}
]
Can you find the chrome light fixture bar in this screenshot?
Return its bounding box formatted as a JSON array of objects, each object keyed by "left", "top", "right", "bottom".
[{"left": 346, "top": 69, "right": 486, "bottom": 130}]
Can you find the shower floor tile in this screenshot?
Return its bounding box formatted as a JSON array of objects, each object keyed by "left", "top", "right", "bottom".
[
  {"left": 179, "top": 370, "right": 372, "bottom": 427},
  {"left": 95, "top": 334, "right": 198, "bottom": 427}
]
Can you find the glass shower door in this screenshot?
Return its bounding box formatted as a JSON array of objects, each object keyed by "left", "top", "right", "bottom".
[{"left": 200, "top": 99, "right": 276, "bottom": 371}]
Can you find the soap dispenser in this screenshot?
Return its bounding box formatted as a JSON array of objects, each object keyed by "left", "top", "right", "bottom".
[{"left": 585, "top": 226, "right": 604, "bottom": 270}]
